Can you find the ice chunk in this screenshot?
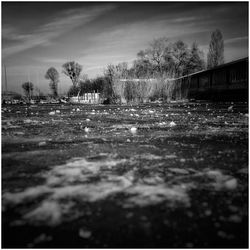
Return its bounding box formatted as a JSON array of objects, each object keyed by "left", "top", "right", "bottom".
[
  {"left": 38, "top": 141, "right": 47, "bottom": 147},
  {"left": 169, "top": 121, "right": 176, "bottom": 127},
  {"left": 168, "top": 168, "right": 189, "bottom": 174},
  {"left": 228, "top": 214, "right": 242, "bottom": 223},
  {"left": 24, "top": 119, "right": 32, "bottom": 123},
  {"left": 79, "top": 229, "right": 92, "bottom": 239},
  {"left": 84, "top": 127, "right": 90, "bottom": 133},
  {"left": 224, "top": 178, "right": 237, "bottom": 190},
  {"left": 137, "top": 153, "right": 162, "bottom": 160},
  {"left": 130, "top": 127, "right": 137, "bottom": 134}
]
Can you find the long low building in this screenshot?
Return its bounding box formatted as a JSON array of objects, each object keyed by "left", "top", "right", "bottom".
[
  {"left": 115, "top": 57, "right": 248, "bottom": 102},
  {"left": 70, "top": 92, "right": 100, "bottom": 104},
  {"left": 168, "top": 57, "right": 248, "bottom": 101}
]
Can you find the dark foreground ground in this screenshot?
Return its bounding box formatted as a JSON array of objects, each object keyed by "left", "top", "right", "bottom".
[{"left": 2, "top": 101, "right": 248, "bottom": 248}]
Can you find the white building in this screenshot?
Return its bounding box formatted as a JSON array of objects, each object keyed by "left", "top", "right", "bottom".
[{"left": 70, "top": 93, "right": 100, "bottom": 104}]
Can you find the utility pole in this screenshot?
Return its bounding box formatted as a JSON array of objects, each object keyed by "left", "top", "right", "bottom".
[
  {"left": 37, "top": 69, "right": 39, "bottom": 85},
  {"left": 4, "top": 64, "right": 8, "bottom": 92},
  {"left": 59, "top": 80, "right": 61, "bottom": 97},
  {"left": 36, "top": 69, "right": 39, "bottom": 97},
  {"left": 28, "top": 70, "right": 30, "bottom": 100}
]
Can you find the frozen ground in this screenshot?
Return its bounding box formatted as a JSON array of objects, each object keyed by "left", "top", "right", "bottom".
[{"left": 2, "top": 101, "right": 248, "bottom": 248}]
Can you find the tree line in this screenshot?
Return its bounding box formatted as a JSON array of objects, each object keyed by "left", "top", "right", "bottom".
[{"left": 22, "top": 29, "right": 224, "bottom": 102}]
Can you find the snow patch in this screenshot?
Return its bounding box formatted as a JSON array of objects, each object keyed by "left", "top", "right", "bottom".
[
  {"left": 3, "top": 155, "right": 239, "bottom": 227},
  {"left": 169, "top": 121, "right": 177, "bottom": 127},
  {"left": 79, "top": 229, "right": 92, "bottom": 239},
  {"left": 168, "top": 168, "right": 189, "bottom": 174},
  {"left": 3, "top": 186, "right": 51, "bottom": 207},
  {"left": 3, "top": 156, "right": 130, "bottom": 225},
  {"left": 136, "top": 153, "right": 162, "bottom": 160},
  {"left": 130, "top": 127, "right": 137, "bottom": 134},
  {"left": 23, "top": 200, "right": 64, "bottom": 226},
  {"left": 125, "top": 184, "right": 190, "bottom": 207},
  {"left": 206, "top": 170, "right": 238, "bottom": 190}
]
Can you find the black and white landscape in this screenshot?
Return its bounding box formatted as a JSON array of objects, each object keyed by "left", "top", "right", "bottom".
[{"left": 2, "top": 2, "right": 248, "bottom": 248}]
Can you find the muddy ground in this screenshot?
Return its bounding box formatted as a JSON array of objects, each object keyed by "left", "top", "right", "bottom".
[{"left": 2, "top": 101, "right": 248, "bottom": 248}]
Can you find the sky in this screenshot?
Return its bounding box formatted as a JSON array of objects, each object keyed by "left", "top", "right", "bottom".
[{"left": 2, "top": 1, "right": 248, "bottom": 95}]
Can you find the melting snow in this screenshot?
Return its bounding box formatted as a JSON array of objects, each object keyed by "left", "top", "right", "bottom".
[
  {"left": 130, "top": 127, "right": 137, "bottom": 134},
  {"left": 125, "top": 184, "right": 190, "bottom": 207},
  {"left": 3, "top": 186, "right": 51, "bottom": 207},
  {"left": 224, "top": 178, "right": 237, "bottom": 190},
  {"left": 79, "top": 228, "right": 92, "bottom": 239},
  {"left": 206, "top": 170, "right": 238, "bottom": 190},
  {"left": 136, "top": 153, "right": 162, "bottom": 160},
  {"left": 168, "top": 168, "right": 189, "bottom": 174},
  {"left": 169, "top": 121, "right": 177, "bottom": 127},
  {"left": 84, "top": 127, "right": 90, "bottom": 133},
  {"left": 3, "top": 155, "right": 240, "bottom": 227},
  {"left": 23, "top": 200, "right": 64, "bottom": 226}
]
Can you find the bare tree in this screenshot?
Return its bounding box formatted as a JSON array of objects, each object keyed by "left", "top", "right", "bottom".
[
  {"left": 186, "top": 42, "right": 205, "bottom": 74},
  {"left": 148, "top": 37, "right": 169, "bottom": 75},
  {"left": 207, "top": 29, "right": 224, "bottom": 69},
  {"left": 81, "top": 74, "right": 89, "bottom": 82},
  {"left": 116, "top": 62, "right": 129, "bottom": 78},
  {"left": 62, "top": 61, "right": 82, "bottom": 86},
  {"left": 45, "top": 67, "right": 59, "bottom": 97},
  {"left": 103, "top": 64, "right": 117, "bottom": 102},
  {"left": 169, "top": 40, "right": 191, "bottom": 77},
  {"left": 132, "top": 58, "right": 153, "bottom": 78},
  {"left": 22, "top": 82, "right": 34, "bottom": 101}
]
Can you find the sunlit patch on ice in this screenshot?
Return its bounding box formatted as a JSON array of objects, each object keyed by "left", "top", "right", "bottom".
[
  {"left": 134, "top": 153, "right": 163, "bottom": 160},
  {"left": 47, "top": 156, "right": 127, "bottom": 185},
  {"left": 3, "top": 186, "right": 52, "bottom": 208},
  {"left": 2, "top": 155, "right": 239, "bottom": 227},
  {"left": 205, "top": 170, "right": 238, "bottom": 190},
  {"left": 27, "top": 233, "right": 53, "bottom": 248},
  {"left": 124, "top": 184, "right": 190, "bottom": 208},
  {"left": 23, "top": 200, "right": 69, "bottom": 226}
]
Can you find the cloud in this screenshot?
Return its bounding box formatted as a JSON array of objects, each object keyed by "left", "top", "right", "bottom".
[
  {"left": 172, "top": 17, "right": 197, "bottom": 23},
  {"left": 37, "top": 57, "right": 66, "bottom": 64},
  {"left": 2, "top": 26, "right": 17, "bottom": 38},
  {"left": 224, "top": 36, "right": 248, "bottom": 44},
  {"left": 70, "top": 14, "right": 213, "bottom": 78},
  {"left": 2, "top": 4, "right": 116, "bottom": 58},
  {"left": 84, "top": 17, "right": 211, "bottom": 62}
]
